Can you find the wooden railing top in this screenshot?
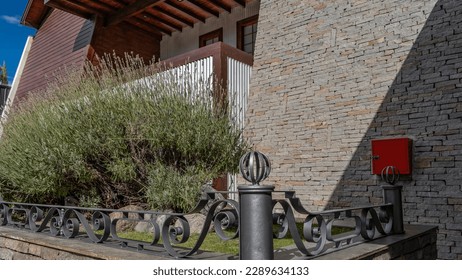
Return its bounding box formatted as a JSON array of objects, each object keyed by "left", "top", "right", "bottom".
[{"left": 160, "top": 42, "right": 254, "bottom": 69}]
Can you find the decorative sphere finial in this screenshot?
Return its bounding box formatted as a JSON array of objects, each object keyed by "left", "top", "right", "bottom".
[
  {"left": 239, "top": 151, "right": 271, "bottom": 185},
  {"left": 381, "top": 166, "right": 400, "bottom": 185}
]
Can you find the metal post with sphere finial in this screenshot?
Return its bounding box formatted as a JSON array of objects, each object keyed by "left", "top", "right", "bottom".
[
  {"left": 238, "top": 151, "right": 274, "bottom": 260},
  {"left": 381, "top": 166, "right": 405, "bottom": 234}
]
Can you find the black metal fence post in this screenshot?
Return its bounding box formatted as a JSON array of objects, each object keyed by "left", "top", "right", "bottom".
[
  {"left": 238, "top": 184, "right": 274, "bottom": 260},
  {"left": 383, "top": 185, "right": 404, "bottom": 234},
  {"left": 380, "top": 166, "right": 405, "bottom": 234},
  {"left": 238, "top": 151, "right": 274, "bottom": 260}
]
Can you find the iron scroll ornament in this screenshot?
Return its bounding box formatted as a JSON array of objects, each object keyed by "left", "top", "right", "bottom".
[
  {"left": 271, "top": 192, "right": 394, "bottom": 256},
  {"left": 161, "top": 198, "right": 239, "bottom": 258}
]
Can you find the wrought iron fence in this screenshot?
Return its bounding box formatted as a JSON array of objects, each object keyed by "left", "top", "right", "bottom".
[
  {"left": 0, "top": 192, "right": 239, "bottom": 258},
  {"left": 0, "top": 151, "right": 404, "bottom": 259}
]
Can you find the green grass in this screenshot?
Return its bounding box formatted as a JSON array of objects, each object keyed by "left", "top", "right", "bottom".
[{"left": 108, "top": 224, "right": 352, "bottom": 256}]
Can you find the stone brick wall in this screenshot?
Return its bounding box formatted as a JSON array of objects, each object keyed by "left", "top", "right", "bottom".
[
  {"left": 0, "top": 239, "right": 83, "bottom": 260},
  {"left": 0, "top": 233, "right": 94, "bottom": 260},
  {"left": 246, "top": 0, "right": 462, "bottom": 259},
  {"left": 0, "top": 227, "right": 167, "bottom": 260}
]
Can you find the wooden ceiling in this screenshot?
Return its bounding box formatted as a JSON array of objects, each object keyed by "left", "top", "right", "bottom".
[{"left": 41, "top": 0, "right": 253, "bottom": 38}]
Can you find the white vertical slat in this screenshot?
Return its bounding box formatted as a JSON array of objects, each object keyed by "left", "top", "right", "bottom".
[
  {"left": 145, "top": 56, "right": 214, "bottom": 106},
  {"left": 227, "top": 57, "right": 252, "bottom": 198}
]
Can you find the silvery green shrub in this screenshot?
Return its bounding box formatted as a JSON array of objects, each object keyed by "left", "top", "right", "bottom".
[{"left": 0, "top": 54, "right": 249, "bottom": 211}]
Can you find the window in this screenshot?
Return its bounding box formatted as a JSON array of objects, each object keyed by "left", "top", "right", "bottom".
[
  {"left": 199, "top": 28, "right": 223, "bottom": 47},
  {"left": 237, "top": 15, "right": 258, "bottom": 55}
]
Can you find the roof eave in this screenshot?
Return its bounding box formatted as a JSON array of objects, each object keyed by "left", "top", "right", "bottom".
[{"left": 21, "top": 0, "right": 50, "bottom": 29}]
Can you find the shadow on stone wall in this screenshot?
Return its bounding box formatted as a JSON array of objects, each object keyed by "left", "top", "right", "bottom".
[{"left": 327, "top": 0, "right": 461, "bottom": 259}]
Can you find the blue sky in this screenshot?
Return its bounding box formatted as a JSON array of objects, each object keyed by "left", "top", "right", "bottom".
[{"left": 0, "top": 0, "right": 37, "bottom": 84}]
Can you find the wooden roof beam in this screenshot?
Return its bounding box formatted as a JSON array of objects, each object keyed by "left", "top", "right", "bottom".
[
  {"left": 188, "top": 0, "right": 220, "bottom": 17},
  {"left": 233, "top": 0, "right": 246, "bottom": 7},
  {"left": 153, "top": 6, "right": 195, "bottom": 28},
  {"left": 140, "top": 11, "right": 183, "bottom": 32},
  {"left": 68, "top": 0, "right": 110, "bottom": 16},
  {"left": 90, "top": 0, "right": 118, "bottom": 13},
  {"left": 44, "top": 0, "right": 95, "bottom": 19},
  {"left": 125, "top": 22, "right": 163, "bottom": 41},
  {"left": 105, "top": 0, "right": 165, "bottom": 26},
  {"left": 127, "top": 17, "right": 168, "bottom": 37},
  {"left": 164, "top": 0, "right": 206, "bottom": 23},
  {"left": 209, "top": 1, "right": 232, "bottom": 13}
]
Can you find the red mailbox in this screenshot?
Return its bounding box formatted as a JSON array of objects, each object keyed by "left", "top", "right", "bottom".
[{"left": 371, "top": 138, "right": 412, "bottom": 175}]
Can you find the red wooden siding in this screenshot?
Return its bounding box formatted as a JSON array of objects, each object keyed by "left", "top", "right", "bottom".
[
  {"left": 15, "top": 9, "right": 94, "bottom": 102},
  {"left": 89, "top": 19, "right": 160, "bottom": 64}
]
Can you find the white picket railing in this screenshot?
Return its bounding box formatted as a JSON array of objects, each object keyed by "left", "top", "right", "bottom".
[{"left": 227, "top": 57, "right": 252, "bottom": 197}]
